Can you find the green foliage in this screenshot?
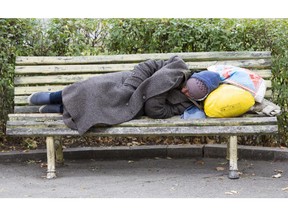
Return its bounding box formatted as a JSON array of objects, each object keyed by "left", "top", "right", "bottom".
[
  {"left": 269, "top": 20, "right": 288, "bottom": 144},
  {"left": 0, "top": 19, "right": 34, "bottom": 143},
  {"left": 105, "top": 18, "right": 273, "bottom": 53},
  {"left": 45, "top": 18, "right": 109, "bottom": 56},
  {"left": 0, "top": 18, "right": 287, "bottom": 146}
]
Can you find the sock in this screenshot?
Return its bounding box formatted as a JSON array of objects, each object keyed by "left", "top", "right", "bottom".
[
  {"left": 39, "top": 104, "right": 64, "bottom": 113},
  {"left": 50, "top": 91, "right": 63, "bottom": 104},
  {"left": 28, "top": 92, "right": 51, "bottom": 105}
]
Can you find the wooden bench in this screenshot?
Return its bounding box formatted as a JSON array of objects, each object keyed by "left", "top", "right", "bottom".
[{"left": 6, "top": 51, "right": 278, "bottom": 179}]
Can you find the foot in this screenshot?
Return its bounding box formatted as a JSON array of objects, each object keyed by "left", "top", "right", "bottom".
[
  {"left": 39, "top": 104, "right": 63, "bottom": 113},
  {"left": 28, "top": 92, "right": 51, "bottom": 105}
]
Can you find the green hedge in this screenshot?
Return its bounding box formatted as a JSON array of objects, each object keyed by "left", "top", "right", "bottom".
[
  {"left": 106, "top": 19, "right": 272, "bottom": 53},
  {"left": 0, "top": 19, "right": 35, "bottom": 146},
  {"left": 0, "top": 18, "right": 287, "bottom": 147}
]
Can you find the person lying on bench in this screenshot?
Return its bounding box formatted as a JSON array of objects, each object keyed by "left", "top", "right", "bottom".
[
  {"left": 28, "top": 56, "right": 281, "bottom": 135},
  {"left": 27, "top": 56, "right": 221, "bottom": 135}
]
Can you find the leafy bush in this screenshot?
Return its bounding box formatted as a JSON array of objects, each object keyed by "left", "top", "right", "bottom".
[
  {"left": 0, "top": 19, "right": 34, "bottom": 144},
  {"left": 45, "top": 19, "right": 109, "bottom": 56},
  {"left": 269, "top": 20, "right": 288, "bottom": 144},
  {"left": 106, "top": 19, "right": 273, "bottom": 53}
]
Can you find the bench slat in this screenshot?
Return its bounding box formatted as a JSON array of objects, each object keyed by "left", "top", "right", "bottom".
[
  {"left": 15, "top": 74, "right": 100, "bottom": 85},
  {"left": 6, "top": 125, "right": 278, "bottom": 137},
  {"left": 16, "top": 51, "right": 271, "bottom": 65},
  {"left": 13, "top": 74, "right": 272, "bottom": 88},
  {"left": 14, "top": 80, "right": 272, "bottom": 95},
  {"left": 7, "top": 114, "right": 278, "bottom": 126},
  {"left": 14, "top": 106, "right": 40, "bottom": 113},
  {"left": 15, "top": 59, "right": 271, "bottom": 75},
  {"left": 15, "top": 85, "right": 67, "bottom": 95},
  {"left": 13, "top": 88, "right": 274, "bottom": 105}
]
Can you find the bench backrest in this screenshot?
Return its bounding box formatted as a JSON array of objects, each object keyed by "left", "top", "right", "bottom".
[{"left": 14, "top": 51, "right": 272, "bottom": 113}]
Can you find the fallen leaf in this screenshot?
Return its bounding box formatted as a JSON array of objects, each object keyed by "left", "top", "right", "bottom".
[
  {"left": 216, "top": 166, "right": 225, "bottom": 171},
  {"left": 274, "top": 169, "right": 283, "bottom": 173},
  {"left": 27, "top": 160, "right": 36, "bottom": 164},
  {"left": 170, "top": 187, "right": 176, "bottom": 191},
  {"left": 194, "top": 160, "right": 205, "bottom": 165},
  {"left": 40, "top": 163, "right": 47, "bottom": 168},
  {"left": 272, "top": 173, "right": 282, "bottom": 178},
  {"left": 225, "top": 192, "right": 234, "bottom": 195},
  {"left": 225, "top": 190, "right": 238, "bottom": 195}
]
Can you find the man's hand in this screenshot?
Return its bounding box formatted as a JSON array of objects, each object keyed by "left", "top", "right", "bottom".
[{"left": 250, "top": 98, "right": 281, "bottom": 116}]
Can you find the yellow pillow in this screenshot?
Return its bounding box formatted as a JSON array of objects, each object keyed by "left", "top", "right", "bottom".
[{"left": 204, "top": 84, "right": 255, "bottom": 118}]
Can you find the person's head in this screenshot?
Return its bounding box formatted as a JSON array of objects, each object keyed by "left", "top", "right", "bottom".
[{"left": 182, "top": 70, "right": 221, "bottom": 101}]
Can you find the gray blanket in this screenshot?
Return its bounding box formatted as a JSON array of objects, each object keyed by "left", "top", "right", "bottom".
[{"left": 62, "top": 56, "right": 192, "bottom": 135}]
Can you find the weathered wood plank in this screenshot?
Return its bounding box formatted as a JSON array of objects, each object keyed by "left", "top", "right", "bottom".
[
  {"left": 6, "top": 125, "right": 278, "bottom": 136},
  {"left": 186, "top": 59, "right": 271, "bottom": 70},
  {"left": 14, "top": 79, "right": 272, "bottom": 95},
  {"left": 14, "top": 85, "right": 66, "bottom": 95},
  {"left": 16, "top": 51, "right": 271, "bottom": 65},
  {"left": 10, "top": 102, "right": 265, "bottom": 114},
  {"left": 14, "top": 106, "right": 40, "bottom": 113},
  {"left": 13, "top": 89, "right": 273, "bottom": 105},
  {"left": 7, "top": 120, "right": 65, "bottom": 127},
  {"left": 14, "top": 72, "right": 273, "bottom": 86},
  {"left": 15, "top": 63, "right": 136, "bottom": 74},
  {"left": 8, "top": 113, "right": 63, "bottom": 121},
  {"left": 7, "top": 114, "right": 278, "bottom": 126},
  {"left": 14, "top": 74, "right": 95, "bottom": 85},
  {"left": 15, "top": 59, "right": 271, "bottom": 75},
  {"left": 11, "top": 108, "right": 262, "bottom": 117}
]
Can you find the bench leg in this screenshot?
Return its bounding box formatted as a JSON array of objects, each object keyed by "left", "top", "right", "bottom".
[
  {"left": 55, "top": 137, "right": 64, "bottom": 165},
  {"left": 228, "top": 136, "right": 239, "bottom": 179},
  {"left": 46, "top": 136, "right": 57, "bottom": 179}
]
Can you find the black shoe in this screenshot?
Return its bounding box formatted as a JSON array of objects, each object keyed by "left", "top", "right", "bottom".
[
  {"left": 39, "top": 105, "right": 63, "bottom": 113},
  {"left": 28, "top": 92, "right": 51, "bottom": 105}
]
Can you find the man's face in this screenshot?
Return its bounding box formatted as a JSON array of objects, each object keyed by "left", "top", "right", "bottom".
[{"left": 181, "top": 86, "right": 191, "bottom": 98}]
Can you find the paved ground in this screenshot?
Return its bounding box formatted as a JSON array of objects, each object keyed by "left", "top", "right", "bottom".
[{"left": 1, "top": 157, "right": 288, "bottom": 198}]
